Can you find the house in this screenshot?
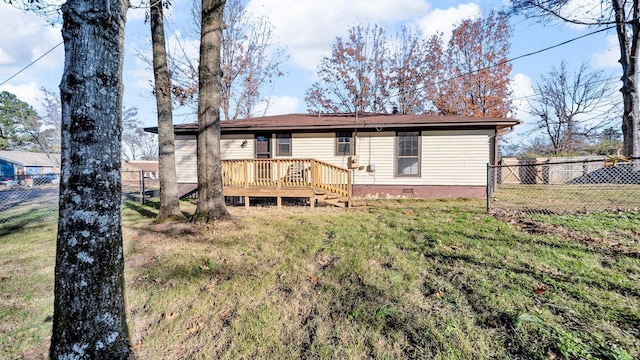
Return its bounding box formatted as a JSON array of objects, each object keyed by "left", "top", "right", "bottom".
[
  {"left": 122, "top": 160, "right": 159, "bottom": 180},
  {"left": 146, "top": 113, "right": 519, "bottom": 207},
  {"left": 0, "top": 150, "right": 60, "bottom": 180}
]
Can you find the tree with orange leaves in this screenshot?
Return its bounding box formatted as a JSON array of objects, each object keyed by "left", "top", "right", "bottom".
[
  {"left": 305, "top": 24, "right": 389, "bottom": 114},
  {"left": 305, "top": 12, "right": 513, "bottom": 118},
  {"left": 435, "top": 11, "right": 513, "bottom": 118}
]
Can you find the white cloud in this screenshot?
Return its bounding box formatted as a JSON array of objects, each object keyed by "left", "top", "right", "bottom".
[
  {"left": 246, "top": 0, "right": 431, "bottom": 72},
  {"left": 510, "top": 73, "right": 534, "bottom": 119},
  {"left": 593, "top": 35, "right": 619, "bottom": 69},
  {"left": 0, "top": 4, "right": 63, "bottom": 98},
  {"left": 128, "top": 7, "right": 148, "bottom": 22},
  {"left": 0, "top": 49, "right": 14, "bottom": 65},
  {"left": 415, "top": 3, "right": 480, "bottom": 43},
  {"left": 0, "top": 5, "right": 62, "bottom": 66},
  {"left": 561, "top": 0, "right": 606, "bottom": 29},
  {"left": 0, "top": 82, "right": 45, "bottom": 110},
  {"left": 166, "top": 30, "right": 200, "bottom": 65},
  {"left": 254, "top": 95, "right": 299, "bottom": 116}
]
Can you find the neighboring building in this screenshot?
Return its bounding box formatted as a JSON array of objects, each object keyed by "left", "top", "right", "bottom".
[
  {"left": 146, "top": 113, "right": 519, "bottom": 205},
  {"left": 0, "top": 150, "right": 60, "bottom": 179},
  {"left": 123, "top": 160, "right": 159, "bottom": 179}
]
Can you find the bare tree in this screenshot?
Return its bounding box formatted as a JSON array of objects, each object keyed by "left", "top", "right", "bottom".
[
  {"left": 388, "top": 28, "right": 444, "bottom": 114},
  {"left": 121, "top": 107, "right": 158, "bottom": 161},
  {"left": 150, "top": 0, "right": 186, "bottom": 221},
  {"left": 305, "top": 24, "right": 389, "bottom": 113},
  {"left": 192, "top": 0, "right": 231, "bottom": 223},
  {"left": 37, "top": 88, "right": 62, "bottom": 156},
  {"left": 165, "top": 0, "right": 287, "bottom": 119},
  {"left": 509, "top": 0, "right": 640, "bottom": 157},
  {"left": 527, "top": 61, "right": 619, "bottom": 154},
  {"left": 49, "top": 0, "right": 131, "bottom": 357}
]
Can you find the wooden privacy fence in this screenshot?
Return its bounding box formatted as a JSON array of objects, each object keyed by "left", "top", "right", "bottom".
[{"left": 221, "top": 159, "right": 351, "bottom": 198}]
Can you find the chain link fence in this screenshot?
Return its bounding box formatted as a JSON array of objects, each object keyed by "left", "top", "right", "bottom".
[
  {"left": 487, "top": 157, "right": 640, "bottom": 214},
  {"left": 0, "top": 171, "right": 155, "bottom": 229}
]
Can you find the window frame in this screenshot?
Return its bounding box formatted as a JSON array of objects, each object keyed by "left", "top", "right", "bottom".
[
  {"left": 276, "top": 133, "right": 292, "bottom": 157},
  {"left": 335, "top": 132, "right": 353, "bottom": 156},
  {"left": 395, "top": 131, "right": 421, "bottom": 177}
]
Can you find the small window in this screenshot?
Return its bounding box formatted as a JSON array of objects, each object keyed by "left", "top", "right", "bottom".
[
  {"left": 276, "top": 133, "right": 292, "bottom": 156},
  {"left": 396, "top": 131, "right": 420, "bottom": 176},
  {"left": 336, "top": 132, "right": 353, "bottom": 156}
]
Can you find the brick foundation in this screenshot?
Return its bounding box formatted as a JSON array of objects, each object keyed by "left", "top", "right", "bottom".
[{"left": 352, "top": 185, "right": 486, "bottom": 199}]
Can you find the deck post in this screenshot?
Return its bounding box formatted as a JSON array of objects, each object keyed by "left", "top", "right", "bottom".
[
  {"left": 310, "top": 196, "right": 315, "bottom": 208},
  {"left": 277, "top": 196, "right": 282, "bottom": 208},
  {"left": 245, "top": 196, "right": 250, "bottom": 209}
]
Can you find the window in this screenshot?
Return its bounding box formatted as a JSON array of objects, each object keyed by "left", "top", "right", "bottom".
[
  {"left": 276, "top": 133, "right": 291, "bottom": 156},
  {"left": 396, "top": 131, "right": 420, "bottom": 176},
  {"left": 335, "top": 132, "right": 353, "bottom": 156}
]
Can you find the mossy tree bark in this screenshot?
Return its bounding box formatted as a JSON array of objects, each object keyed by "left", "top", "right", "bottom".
[
  {"left": 50, "top": 0, "right": 131, "bottom": 358},
  {"left": 151, "top": 0, "right": 186, "bottom": 222},
  {"left": 192, "top": 0, "right": 232, "bottom": 223}
]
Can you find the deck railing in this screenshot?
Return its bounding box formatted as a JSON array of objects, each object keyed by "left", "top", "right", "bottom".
[{"left": 221, "top": 159, "right": 351, "bottom": 198}]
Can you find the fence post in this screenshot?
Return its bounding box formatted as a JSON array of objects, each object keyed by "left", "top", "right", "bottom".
[
  {"left": 139, "top": 169, "right": 145, "bottom": 205},
  {"left": 486, "top": 163, "right": 492, "bottom": 213}
]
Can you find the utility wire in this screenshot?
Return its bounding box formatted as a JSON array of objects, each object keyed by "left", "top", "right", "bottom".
[
  {"left": 388, "top": 25, "right": 616, "bottom": 100},
  {"left": 0, "top": 41, "right": 63, "bottom": 87},
  {"left": 0, "top": 23, "right": 617, "bottom": 96},
  {"left": 441, "top": 26, "right": 613, "bottom": 87}
]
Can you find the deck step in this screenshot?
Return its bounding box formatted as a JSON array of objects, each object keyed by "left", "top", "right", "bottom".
[{"left": 323, "top": 198, "right": 348, "bottom": 208}]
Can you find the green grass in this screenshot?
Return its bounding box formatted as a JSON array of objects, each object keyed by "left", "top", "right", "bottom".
[
  {"left": 492, "top": 184, "right": 640, "bottom": 213},
  {"left": 1, "top": 199, "right": 639, "bottom": 359},
  {"left": 0, "top": 207, "right": 57, "bottom": 359}
]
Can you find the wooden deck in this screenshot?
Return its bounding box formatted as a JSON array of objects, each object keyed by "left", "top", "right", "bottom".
[{"left": 180, "top": 159, "right": 352, "bottom": 208}]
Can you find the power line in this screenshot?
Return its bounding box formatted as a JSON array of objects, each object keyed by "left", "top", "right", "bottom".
[
  {"left": 388, "top": 25, "right": 616, "bottom": 101},
  {"left": 0, "top": 41, "right": 63, "bottom": 87}
]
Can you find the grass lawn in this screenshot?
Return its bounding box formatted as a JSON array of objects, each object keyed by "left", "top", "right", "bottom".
[{"left": 1, "top": 199, "right": 639, "bottom": 359}]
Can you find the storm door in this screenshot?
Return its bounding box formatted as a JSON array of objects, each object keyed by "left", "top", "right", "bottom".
[{"left": 255, "top": 134, "right": 272, "bottom": 183}]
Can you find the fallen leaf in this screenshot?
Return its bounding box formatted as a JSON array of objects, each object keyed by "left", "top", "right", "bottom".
[
  {"left": 534, "top": 286, "right": 547, "bottom": 295},
  {"left": 162, "top": 312, "right": 179, "bottom": 321},
  {"left": 186, "top": 322, "right": 203, "bottom": 335},
  {"left": 132, "top": 340, "right": 143, "bottom": 352}
]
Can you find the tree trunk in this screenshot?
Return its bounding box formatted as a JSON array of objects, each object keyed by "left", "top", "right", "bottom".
[
  {"left": 50, "top": 0, "right": 131, "bottom": 358},
  {"left": 151, "top": 0, "right": 186, "bottom": 221},
  {"left": 614, "top": 0, "right": 640, "bottom": 157},
  {"left": 192, "top": 0, "right": 231, "bottom": 223}
]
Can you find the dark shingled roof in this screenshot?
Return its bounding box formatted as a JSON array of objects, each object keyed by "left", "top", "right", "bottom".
[{"left": 145, "top": 113, "right": 520, "bottom": 134}]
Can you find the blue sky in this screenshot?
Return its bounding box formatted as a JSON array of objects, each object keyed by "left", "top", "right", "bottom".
[{"left": 0, "top": 0, "right": 621, "bottom": 143}]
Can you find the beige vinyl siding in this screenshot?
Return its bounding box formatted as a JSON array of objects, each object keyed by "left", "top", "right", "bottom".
[
  {"left": 353, "top": 131, "right": 395, "bottom": 185},
  {"left": 353, "top": 129, "right": 492, "bottom": 186},
  {"left": 176, "top": 129, "right": 492, "bottom": 186},
  {"left": 422, "top": 130, "right": 493, "bottom": 186},
  {"left": 290, "top": 133, "right": 351, "bottom": 168},
  {"left": 175, "top": 135, "right": 197, "bottom": 183},
  {"left": 221, "top": 134, "right": 254, "bottom": 159}
]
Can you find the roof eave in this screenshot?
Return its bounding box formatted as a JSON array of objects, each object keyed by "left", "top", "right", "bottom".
[{"left": 162, "top": 121, "right": 521, "bottom": 135}]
